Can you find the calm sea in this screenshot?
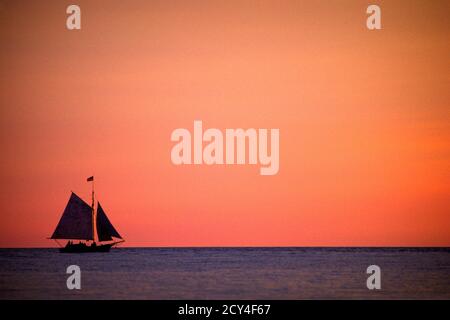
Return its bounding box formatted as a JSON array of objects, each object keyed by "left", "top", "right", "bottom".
[{"left": 0, "top": 248, "right": 448, "bottom": 299}]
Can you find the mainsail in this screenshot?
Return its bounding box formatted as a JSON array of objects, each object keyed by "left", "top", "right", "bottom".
[
  {"left": 51, "top": 192, "right": 93, "bottom": 240},
  {"left": 96, "top": 202, "right": 122, "bottom": 242}
]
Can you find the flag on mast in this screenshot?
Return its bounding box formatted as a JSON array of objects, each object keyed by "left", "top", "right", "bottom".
[{"left": 87, "top": 176, "right": 94, "bottom": 182}]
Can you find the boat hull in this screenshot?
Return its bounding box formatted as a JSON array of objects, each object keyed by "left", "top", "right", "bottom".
[{"left": 59, "top": 243, "right": 113, "bottom": 253}]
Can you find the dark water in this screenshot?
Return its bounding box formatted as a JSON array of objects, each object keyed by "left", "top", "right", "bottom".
[{"left": 0, "top": 248, "right": 449, "bottom": 299}]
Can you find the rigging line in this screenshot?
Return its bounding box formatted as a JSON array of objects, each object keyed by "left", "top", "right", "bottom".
[{"left": 54, "top": 239, "right": 63, "bottom": 248}]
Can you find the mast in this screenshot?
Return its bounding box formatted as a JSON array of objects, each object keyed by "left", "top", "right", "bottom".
[
  {"left": 92, "top": 178, "right": 95, "bottom": 243},
  {"left": 87, "top": 176, "right": 95, "bottom": 243}
]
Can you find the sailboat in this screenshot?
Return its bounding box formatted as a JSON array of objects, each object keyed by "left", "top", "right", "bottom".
[{"left": 50, "top": 176, "right": 124, "bottom": 253}]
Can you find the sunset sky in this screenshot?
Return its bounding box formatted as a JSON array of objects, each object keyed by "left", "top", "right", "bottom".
[{"left": 0, "top": 0, "right": 449, "bottom": 247}]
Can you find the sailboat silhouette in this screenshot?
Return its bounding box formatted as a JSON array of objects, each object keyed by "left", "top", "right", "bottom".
[{"left": 50, "top": 177, "right": 124, "bottom": 253}]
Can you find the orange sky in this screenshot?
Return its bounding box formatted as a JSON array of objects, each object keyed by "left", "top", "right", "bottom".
[{"left": 0, "top": 0, "right": 449, "bottom": 247}]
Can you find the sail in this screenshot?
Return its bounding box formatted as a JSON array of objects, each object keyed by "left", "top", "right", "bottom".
[
  {"left": 51, "top": 192, "right": 93, "bottom": 240},
  {"left": 96, "top": 202, "right": 122, "bottom": 241}
]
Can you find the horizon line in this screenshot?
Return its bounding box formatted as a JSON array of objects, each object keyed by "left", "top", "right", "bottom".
[{"left": 0, "top": 245, "right": 449, "bottom": 249}]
